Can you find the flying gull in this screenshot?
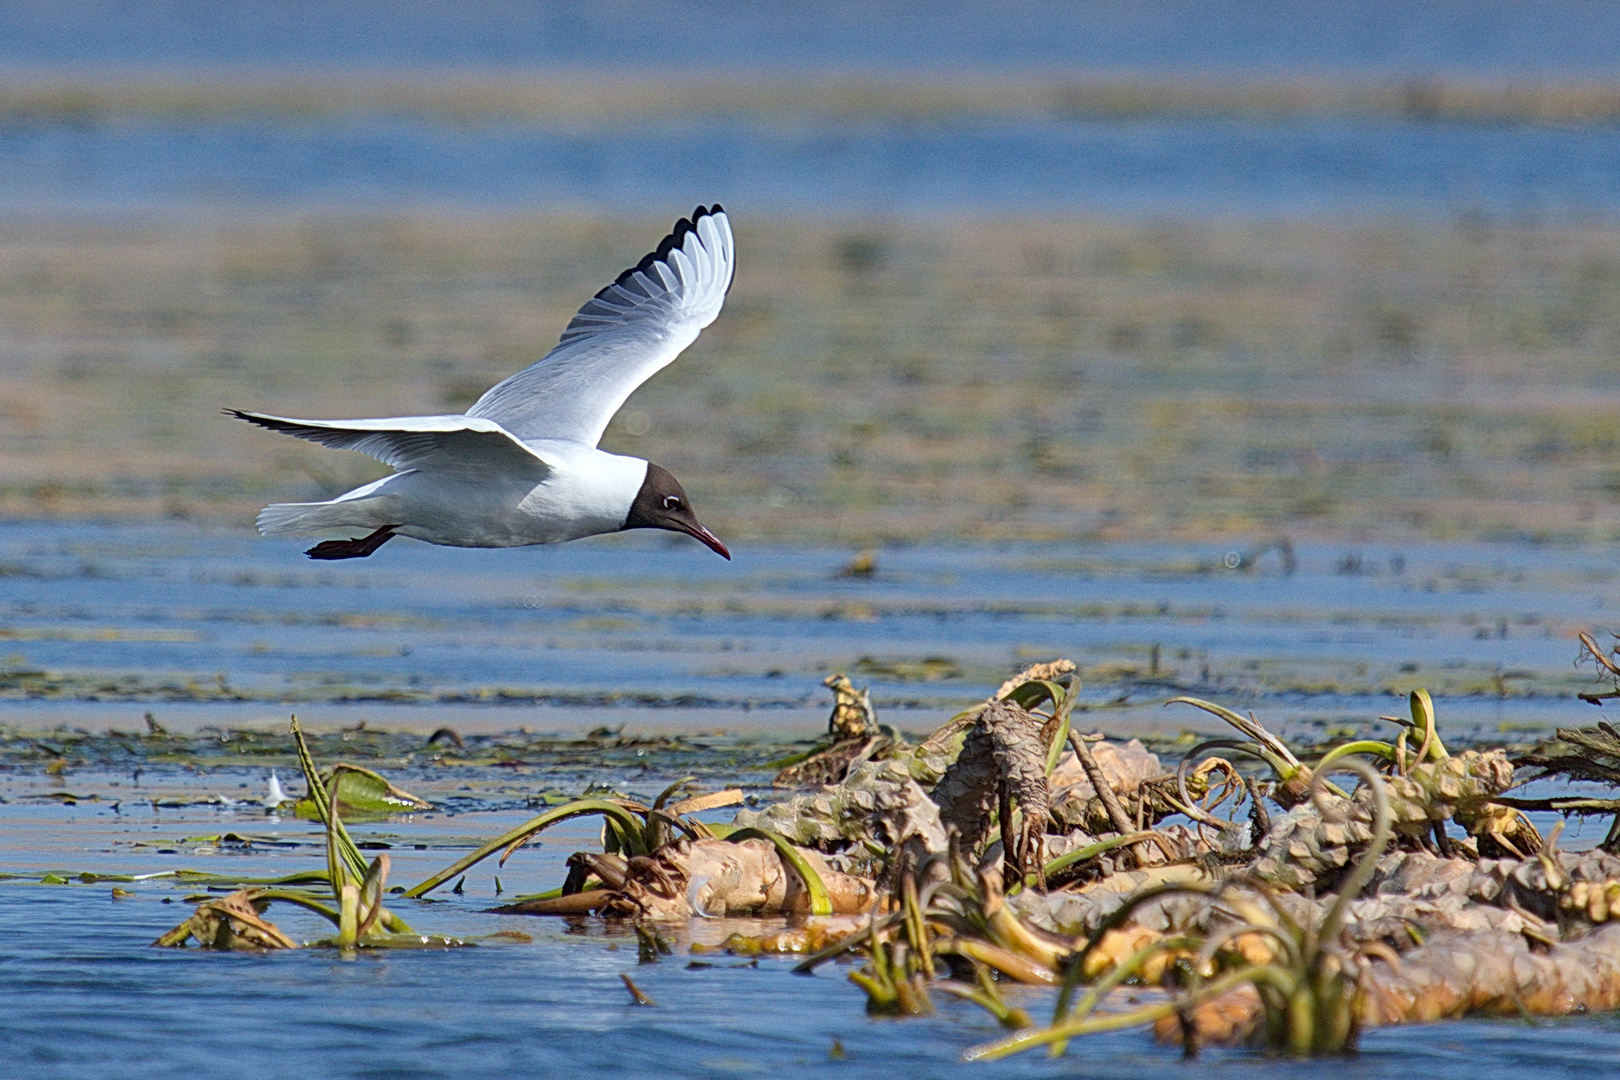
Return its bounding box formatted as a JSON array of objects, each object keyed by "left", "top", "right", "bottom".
[{"left": 231, "top": 205, "right": 734, "bottom": 561}]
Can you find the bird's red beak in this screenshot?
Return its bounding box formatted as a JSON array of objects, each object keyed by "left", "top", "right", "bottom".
[{"left": 678, "top": 521, "right": 730, "bottom": 560}]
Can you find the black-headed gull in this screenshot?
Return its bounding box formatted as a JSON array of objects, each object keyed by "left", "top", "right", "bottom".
[{"left": 232, "top": 205, "right": 734, "bottom": 561}]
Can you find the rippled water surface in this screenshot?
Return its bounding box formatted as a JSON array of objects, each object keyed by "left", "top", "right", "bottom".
[
  {"left": 3, "top": 522, "right": 1620, "bottom": 1077},
  {"left": 5, "top": 796, "right": 1620, "bottom": 1080},
  {"left": 0, "top": 521, "right": 1611, "bottom": 735}
]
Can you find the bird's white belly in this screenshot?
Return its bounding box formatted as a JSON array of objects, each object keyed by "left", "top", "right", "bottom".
[{"left": 373, "top": 453, "right": 643, "bottom": 548}]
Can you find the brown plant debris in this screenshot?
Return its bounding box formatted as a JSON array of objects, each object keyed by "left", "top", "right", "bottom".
[
  {"left": 1252, "top": 749, "right": 1530, "bottom": 889},
  {"left": 153, "top": 888, "right": 299, "bottom": 950},
  {"left": 773, "top": 674, "right": 900, "bottom": 786},
  {"left": 933, "top": 699, "right": 1052, "bottom": 875},
  {"left": 605, "top": 837, "right": 876, "bottom": 920},
  {"left": 735, "top": 758, "right": 948, "bottom": 874},
  {"left": 389, "top": 658, "right": 1620, "bottom": 1060},
  {"left": 1169, "top": 923, "right": 1620, "bottom": 1045},
  {"left": 1048, "top": 738, "right": 1166, "bottom": 833}
]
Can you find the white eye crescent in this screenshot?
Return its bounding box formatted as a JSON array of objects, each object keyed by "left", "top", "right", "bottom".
[{"left": 663, "top": 495, "right": 681, "bottom": 509}]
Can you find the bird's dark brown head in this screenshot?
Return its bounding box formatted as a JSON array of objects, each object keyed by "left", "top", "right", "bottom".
[{"left": 622, "top": 463, "right": 730, "bottom": 559}]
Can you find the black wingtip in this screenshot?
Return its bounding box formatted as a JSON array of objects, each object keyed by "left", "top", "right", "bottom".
[
  {"left": 607, "top": 205, "right": 728, "bottom": 292},
  {"left": 227, "top": 408, "right": 275, "bottom": 430}
]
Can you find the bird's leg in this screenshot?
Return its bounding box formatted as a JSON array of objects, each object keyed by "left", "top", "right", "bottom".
[{"left": 305, "top": 524, "right": 399, "bottom": 561}]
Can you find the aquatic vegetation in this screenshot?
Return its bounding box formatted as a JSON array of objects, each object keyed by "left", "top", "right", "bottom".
[
  {"left": 0, "top": 723, "right": 797, "bottom": 789},
  {"left": 967, "top": 759, "right": 1392, "bottom": 1060},
  {"left": 291, "top": 763, "right": 432, "bottom": 821},
  {"left": 750, "top": 663, "right": 1084, "bottom": 878},
  {"left": 1511, "top": 707, "right": 1620, "bottom": 851},
  {"left": 932, "top": 698, "right": 1057, "bottom": 881},
  {"left": 1051, "top": 746, "right": 1229, "bottom": 838},
  {"left": 153, "top": 888, "right": 301, "bottom": 950},
  {"left": 717, "top": 667, "right": 1620, "bottom": 1058},
  {"left": 603, "top": 833, "right": 872, "bottom": 919},
  {"left": 155, "top": 717, "right": 430, "bottom": 949},
  {"left": 1574, "top": 632, "right": 1620, "bottom": 706},
  {"left": 847, "top": 874, "right": 936, "bottom": 1016},
  {"left": 771, "top": 673, "right": 901, "bottom": 786},
  {"left": 70, "top": 654, "right": 1620, "bottom": 1056},
  {"left": 1174, "top": 690, "right": 1540, "bottom": 868},
  {"left": 405, "top": 779, "right": 746, "bottom": 899},
  {"left": 736, "top": 757, "right": 947, "bottom": 874},
  {"left": 1168, "top": 695, "right": 1319, "bottom": 808}
]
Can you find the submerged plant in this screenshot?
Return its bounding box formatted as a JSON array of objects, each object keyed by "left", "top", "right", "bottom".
[{"left": 153, "top": 887, "right": 301, "bottom": 950}]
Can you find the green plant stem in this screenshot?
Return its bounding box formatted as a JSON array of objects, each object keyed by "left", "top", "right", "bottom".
[
  {"left": 1029, "top": 831, "right": 1159, "bottom": 885},
  {"left": 291, "top": 717, "right": 369, "bottom": 884},
  {"left": 404, "top": 799, "right": 647, "bottom": 898},
  {"left": 1314, "top": 740, "right": 1398, "bottom": 773},
  {"left": 967, "top": 965, "right": 1275, "bottom": 1061},
  {"left": 725, "top": 826, "right": 833, "bottom": 916}
]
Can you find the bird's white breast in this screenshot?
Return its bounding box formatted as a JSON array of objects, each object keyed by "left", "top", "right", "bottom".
[
  {"left": 326, "top": 441, "right": 649, "bottom": 549},
  {"left": 513, "top": 443, "right": 648, "bottom": 542}
]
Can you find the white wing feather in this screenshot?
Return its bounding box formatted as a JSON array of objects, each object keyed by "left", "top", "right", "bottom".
[
  {"left": 229, "top": 410, "right": 552, "bottom": 478},
  {"left": 466, "top": 205, "right": 735, "bottom": 446}
]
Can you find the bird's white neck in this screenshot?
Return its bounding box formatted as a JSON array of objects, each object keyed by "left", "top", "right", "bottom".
[{"left": 516, "top": 442, "right": 649, "bottom": 539}]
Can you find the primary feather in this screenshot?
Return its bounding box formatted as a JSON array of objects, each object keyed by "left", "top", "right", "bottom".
[{"left": 466, "top": 204, "right": 735, "bottom": 446}]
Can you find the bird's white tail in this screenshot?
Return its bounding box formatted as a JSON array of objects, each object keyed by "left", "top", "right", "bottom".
[{"left": 256, "top": 501, "right": 377, "bottom": 537}]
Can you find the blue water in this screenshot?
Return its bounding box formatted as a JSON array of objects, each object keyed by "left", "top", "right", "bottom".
[
  {"left": 0, "top": 4, "right": 1617, "bottom": 218},
  {"left": 3, "top": 793, "right": 1620, "bottom": 1079},
  {"left": 0, "top": 521, "right": 1609, "bottom": 739},
  {"left": 5, "top": 882, "right": 1617, "bottom": 1080},
  {"left": 2, "top": 113, "right": 1617, "bottom": 219},
  {"left": 0, "top": 522, "right": 1618, "bottom": 1076},
  {"left": 2, "top": 1, "right": 1619, "bottom": 75}
]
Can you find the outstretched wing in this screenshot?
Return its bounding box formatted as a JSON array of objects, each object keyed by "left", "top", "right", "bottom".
[
  {"left": 229, "top": 410, "right": 552, "bottom": 478},
  {"left": 466, "top": 204, "right": 735, "bottom": 446}
]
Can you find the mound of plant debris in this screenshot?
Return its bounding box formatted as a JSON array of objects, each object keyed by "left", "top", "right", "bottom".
[{"left": 148, "top": 661, "right": 1620, "bottom": 1062}]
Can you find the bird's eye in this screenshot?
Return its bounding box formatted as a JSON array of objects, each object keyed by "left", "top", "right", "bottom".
[{"left": 663, "top": 495, "right": 681, "bottom": 509}]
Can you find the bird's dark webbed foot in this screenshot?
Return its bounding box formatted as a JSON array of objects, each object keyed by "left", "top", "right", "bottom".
[{"left": 305, "top": 524, "right": 399, "bottom": 560}]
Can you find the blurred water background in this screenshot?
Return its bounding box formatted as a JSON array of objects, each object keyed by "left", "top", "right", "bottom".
[
  {"left": 4, "top": 6, "right": 1620, "bottom": 1076},
  {"left": 4, "top": 0, "right": 1620, "bottom": 788},
  {"left": 0, "top": 3, "right": 1618, "bottom": 549}
]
